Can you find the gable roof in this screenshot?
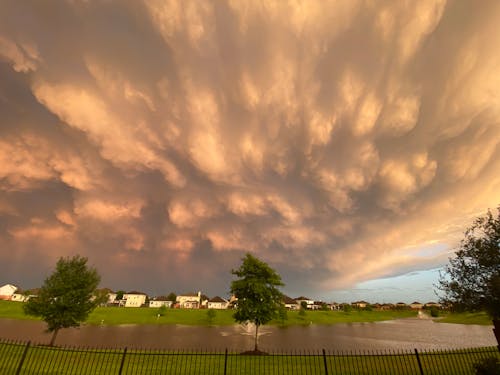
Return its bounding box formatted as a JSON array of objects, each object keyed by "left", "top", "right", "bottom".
[
  {"left": 283, "top": 295, "right": 297, "bottom": 304},
  {"left": 208, "top": 296, "right": 227, "bottom": 303}
]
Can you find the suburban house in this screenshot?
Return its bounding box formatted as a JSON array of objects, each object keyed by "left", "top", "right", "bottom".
[
  {"left": 0, "top": 284, "right": 18, "bottom": 300},
  {"left": 11, "top": 293, "right": 28, "bottom": 302},
  {"left": 410, "top": 301, "right": 424, "bottom": 310},
  {"left": 123, "top": 291, "right": 148, "bottom": 307},
  {"left": 283, "top": 295, "right": 299, "bottom": 310},
  {"left": 207, "top": 296, "right": 229, "bottom": 309},
  {"left": 352, "top": 301, "right": 369, "bottom": 309},
  {"left": 176, "top": 292, "right": 202, "bottom": 309},
  {"left": 424, "top": 301, "right": 442, "bottom": 309},
  {"left": 149, "top": 296, "right": 173, "bottom": 308},
  {"left": 294, "top": 296, "right": 314, "bottom": 309},
  {"left": 395, "top": 302, "right": 409, "bottom": 309}
]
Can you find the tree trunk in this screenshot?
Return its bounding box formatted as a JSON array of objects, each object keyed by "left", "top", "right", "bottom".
[
  {"left": 49, "top": 328, "right": 59, "bottom": 346},
  {"left": 493, "top": 319, "right": 500, "bottom": 352},
  {"left": 254, "top": 324, "right": 259, "bottom": 352}
]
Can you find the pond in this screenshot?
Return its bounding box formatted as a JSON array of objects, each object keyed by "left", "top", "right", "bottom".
[{"left": 0, "top": 318, "right": 495, "bottom": 351}]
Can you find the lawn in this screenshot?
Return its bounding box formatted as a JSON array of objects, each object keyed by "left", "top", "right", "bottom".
[
  {"left": 437, "top": 311, "right": 492, "bottom": 326},
  {"left": 0, "top": 301, "right": 417, "bottom": 326},
  {"left": 1, "top": 339, "right": 498, "bottom": 375}
]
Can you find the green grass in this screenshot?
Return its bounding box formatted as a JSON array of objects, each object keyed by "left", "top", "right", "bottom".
[
  {"left": 437, "top": 311, "right": 493, "bottom": 325},
  {"left": 0, "top": 301, "right": 417, "bottom": 327},
  {"left": 0, "top": 301, "right": 39, "bottom": 321},
  {"left": 0, "top": 340, "right": 498, "bottom": 374}
]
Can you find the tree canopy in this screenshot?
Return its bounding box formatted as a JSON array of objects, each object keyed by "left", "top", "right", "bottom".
[
  {"left": 437, "top": 206, "right": 500, "bottom": 319},
  {"left": 24, "top": 255, "right": 101, "bottom": 345},
  {"left": 230, "top": 253, "right": 284, "bottom": 352}
]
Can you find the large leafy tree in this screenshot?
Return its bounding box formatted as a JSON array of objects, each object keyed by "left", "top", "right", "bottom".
[
  {"left": 437, "top": 206, "right": 500, "bottom": 319},
  {"left": 230, "top": 253, "right": 284, "bottom": 352},
  {"left": 24, "top": 255, "right": 101, "bottom": 346}
]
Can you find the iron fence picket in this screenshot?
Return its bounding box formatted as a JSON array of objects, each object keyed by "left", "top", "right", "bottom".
[{"left": 1, "top": 338, "right": 500, "bottom": 374}]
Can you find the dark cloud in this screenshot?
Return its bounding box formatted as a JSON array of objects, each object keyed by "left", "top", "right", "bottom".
[{"left": 0, "top": 0, "right": 499, "bottom": 301}]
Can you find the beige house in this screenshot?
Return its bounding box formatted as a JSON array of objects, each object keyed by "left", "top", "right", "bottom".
[
  {"left": 0, "top": 284, "right": 17, "bottom": 300},
  {"left": 294, "top": 296, "right": 314, "bottom": 309},
  {"left": 123, "top": 291, "right": 147, "bottom": 307},
  {"left": 176, "top": 292, "right": 202, "bottom": 309},
  {"left": 352, "top": 301, "right": 369, "bottom": 309},
  {"left": 283, "top": 295, "right": 300, "bottom": 310},
  {"left": 410, "top": 301, "right": 424, "bottom": 310},
  {"left": 149, "top": 297, "right": 173, "bottom": 308},
  {"left": 11, "top": 293, "right": 28, "bottom": 302},
  {"left": 207, "top": 296, "right": 229, "bottom": 309}
]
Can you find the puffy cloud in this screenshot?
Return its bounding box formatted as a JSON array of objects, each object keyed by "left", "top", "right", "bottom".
[{"left": 0, "top": 0, "right": 499, "bottom": 300}]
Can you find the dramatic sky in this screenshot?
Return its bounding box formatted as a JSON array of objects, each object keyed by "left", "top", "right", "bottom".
[{"left": 1, "top": 0, "right": 499, "bottom": 303}]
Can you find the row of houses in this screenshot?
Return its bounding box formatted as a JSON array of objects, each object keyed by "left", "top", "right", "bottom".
[{"left": 1, "top": 284, "right": 441, "bottom": 310}]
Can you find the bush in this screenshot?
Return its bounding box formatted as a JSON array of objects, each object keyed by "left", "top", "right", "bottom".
[
  {"left": 474, "top": 357, "right": 500, "bottom": 375},
  {"left": 429, "top": 306, "right": 439, "bottom": 317}
]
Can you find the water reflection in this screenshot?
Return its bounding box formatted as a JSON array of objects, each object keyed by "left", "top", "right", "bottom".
[{"left": 0, "top": 318, "right": 495, "bottom": 350}]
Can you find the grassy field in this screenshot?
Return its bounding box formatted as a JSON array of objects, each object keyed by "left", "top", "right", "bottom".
[
  {"left": 1, "top": 339, "right": 497, "bottom": 374},
  {"left": 0, "top": 300, "right": 493, "bottom": 326},
  {"left": 437, "top": 311, "right": 492, "bottom": 325},
  {"left": 0, "top": 300, "right": 417, "bottom": 326}
]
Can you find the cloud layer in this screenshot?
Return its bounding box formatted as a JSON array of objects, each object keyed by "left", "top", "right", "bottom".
[{"left": 1, "top": 0, "right": 499, "bottom": 299}]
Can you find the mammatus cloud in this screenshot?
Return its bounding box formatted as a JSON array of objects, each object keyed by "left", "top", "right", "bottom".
[{"left": 0, "top": 0, "right": 499, "bottom": 300}]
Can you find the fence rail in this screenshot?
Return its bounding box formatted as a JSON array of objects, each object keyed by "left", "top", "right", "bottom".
[{"left": 0, "top": 338, "right": 498, "bottom": 374}]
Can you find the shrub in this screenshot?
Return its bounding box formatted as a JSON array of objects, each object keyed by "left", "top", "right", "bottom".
[{"left": 429, "top": 306, "right": 439, "bottom": 317}]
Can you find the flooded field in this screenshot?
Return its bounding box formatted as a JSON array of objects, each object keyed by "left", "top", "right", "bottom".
[{"left": 0, "top": 318, "right": 495, "bottom": 350}]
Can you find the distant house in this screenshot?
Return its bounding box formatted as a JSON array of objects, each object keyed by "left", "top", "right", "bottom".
[
  {"left": 123, "top": 291, "right": 148, "bottom": 307},
  {"left": 295, "top": 296, "right": 314, "bottom": 309},
  {"left": 0, "top": 284, "right": 18, "bottom": 300},
  {"left": 352, "top": 301, "right": 369, "bottom": 309},
  {"left": 149, "top": 296, "right": 173, "bottom": 308},
  {"left": 379, "top": 303, "right": 394, "bottom": 310},
  {"left": 283, "top": 295, "right": 299, "bottom": 310},
  {"left": 395, "top": 302, "right": 408, "bottom": 309},
  {"left": 207, "top": 296, "right": 229, "bottom": 309},
  {"left": 176, "top": 292, "right": 202, "bottom": 309},
  {"left": 410, "top": 301, "right": 424, "bottom": 310},
  {"left": 11, "top": 293, "right": 28, "bottom": 302},
  {"left": 424, "top": 301, "right": 442, "bottom": 309}
]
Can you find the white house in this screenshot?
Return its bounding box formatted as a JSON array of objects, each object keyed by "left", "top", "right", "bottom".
[
  {"left": 283, "top": 295, "right": 300, "bottom": 310},
  {"left": 123, "top": 291, "right": 147, "bottom": 307},
  {"left": 11, "top": 293, "right": 28, "bottom": 302},
  {"left": 176, "top": 292, "right": 201, "bottom": 309},
  {"left": 294, "top": 296, "right": 314, "bottom": 309},
  {"left": 0, "top": 284, "right": 18, "bottom": 300},
  {"left": 149, "top": 297, "right": 173, "bottom": 308},
  {"left": 207, "top": 296, "right": 228, "bottom": 309}
]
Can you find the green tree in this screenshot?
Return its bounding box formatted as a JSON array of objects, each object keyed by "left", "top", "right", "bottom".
[
  {"left": 166, "top": 292, "right": 177, "bottom": 303},
  {"left": 206, "top": 308, "right": 216, "bottom": 325},
  {"left": 158, "top": 305, "right": 167, "bottom": 316},
  {"left": 437, "top": 207, "right": 500, "bottom": 318},
  {"left": 230, "top": 253, "right": 284, "bottom": 352},
  {"left": 24, "top": 255, "right": 101, "bottom": 346},
  {"left": 116, "top": 290, "right": 125, "bottom": 301}
]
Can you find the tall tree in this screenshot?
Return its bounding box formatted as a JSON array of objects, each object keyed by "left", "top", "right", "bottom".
[
  {"left": 230, "top": 253, "right": 284, "bottom": 352},
  {"left": 437, "top": 206, "right": 500, "bottom": 318},
  {"left": 24, "top": 255, "right": 101, "bottom": 346}
]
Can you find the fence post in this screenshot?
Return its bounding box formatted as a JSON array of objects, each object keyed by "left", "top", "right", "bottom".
[
  {"left": 414, "top": 348, "right": 424, "bottom": 375},
  {"left": 224, "top": 348, "right": 228, "bottom": 375},
  {"left": 118, "top": 347, "right": 127, "bottom": 375},
  {"left": 15, "top": 341, "right": 31, "bottom": 375},
  {"left": 322, "top": 349, "right": 329, "bottom": 375}
]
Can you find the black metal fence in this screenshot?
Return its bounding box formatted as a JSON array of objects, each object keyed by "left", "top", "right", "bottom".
[{"left": 0, "top": 338, "right": 498, "bottom": 374}]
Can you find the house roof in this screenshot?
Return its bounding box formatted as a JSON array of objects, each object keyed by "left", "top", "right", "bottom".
[
  {"left": 152, "top": 296, "right": 171, "bottom": 301},
  {"left": 411, "top": 301, "right": 422, "bottom": 304},
  {"left": 179, "top": 292, "right": 200, "bottom": 297},
  {"left": 282, "top": 295, "right": 297, "bottom": 304},
  {"left": 295, "top": 296, "right": 311, "bottom": 301},
  {"left": 126, "top": 291, "right": 147, "bottom": 295},
  {"left": 208, "top": 296, "right": 227, "bottom": 303}
]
